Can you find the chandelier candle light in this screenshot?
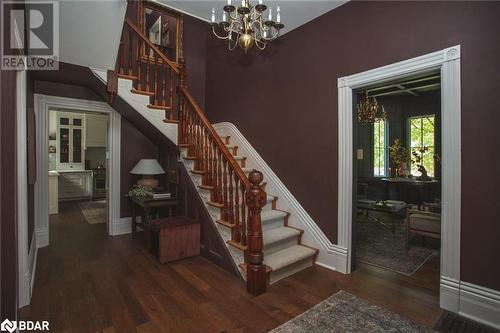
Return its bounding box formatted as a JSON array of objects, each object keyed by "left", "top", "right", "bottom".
[{"left": 210, "top": 0, "right": 285, "bottom": 52}]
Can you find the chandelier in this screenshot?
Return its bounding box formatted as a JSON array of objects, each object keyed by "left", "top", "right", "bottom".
[
  {"left": 209, "top": 0, "right": 285, "bottom": 52},
  {"left": 357, "top": 90, "right": 387, "bottom": 124}
]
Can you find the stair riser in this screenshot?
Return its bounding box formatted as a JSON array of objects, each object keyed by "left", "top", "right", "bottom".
[
  {"left": 269, "top": 257, "right": 314, "bottom": 284},
  {"left": 264, "top": 236, "right": 300, "bottom": 257},
  {"left": 262, "top": 217, "right": 285, "bottom": 231}
]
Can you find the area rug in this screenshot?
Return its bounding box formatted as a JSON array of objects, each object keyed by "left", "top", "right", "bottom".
[
  {"left": 79, "top": 200, "right": 106, "bottom": 224},
  {"left": 270, "top": 290, "right": 434, "bottom": 333},
  {"left": 355, "top": 215, "right": 435, "bottom": 275}
]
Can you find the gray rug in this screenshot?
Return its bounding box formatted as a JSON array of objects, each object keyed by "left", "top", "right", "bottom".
[
  {"left": 355, "top": 216, "right": 435, "bottom": 275},
  {"left": 79, "top": 200, "right": 107, "bottom": 224},
  {"left": 270, "top": 290, "right": 434, "bottom": 333}
]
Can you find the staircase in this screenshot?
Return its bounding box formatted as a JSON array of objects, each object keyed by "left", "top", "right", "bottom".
[
  {"left": 179, "top": 130, "right": 319, "bottom": 285},
  {"left": 103, "top": 7, "right": 319, "bottom": 294}
]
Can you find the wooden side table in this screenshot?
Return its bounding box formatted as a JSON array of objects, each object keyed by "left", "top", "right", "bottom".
[{"left": 128, "top": 196, "right": 180, "bottom": 233}]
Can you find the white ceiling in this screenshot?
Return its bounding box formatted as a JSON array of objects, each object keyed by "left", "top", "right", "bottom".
[
  {"left": 58, "top": 0, "right": 127, "bottom": 70},
  {"left": 157, "top": 0, "right": 348, "bottom": 35}
]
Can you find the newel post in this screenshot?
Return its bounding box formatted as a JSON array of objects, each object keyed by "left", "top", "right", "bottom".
[{"left": 245, "top": 170, "right": 267, "bottom": 295}]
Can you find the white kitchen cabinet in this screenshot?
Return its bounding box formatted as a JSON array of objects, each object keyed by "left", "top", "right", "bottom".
[
  {"left": 56, "top": 112, "right": 85, "bottom": 171},
  {"left": 85, "top": 114, "right": 108, "bottom": 148},
  {"left": 58, "top": 171, "right": 93, "bottom": 201}
]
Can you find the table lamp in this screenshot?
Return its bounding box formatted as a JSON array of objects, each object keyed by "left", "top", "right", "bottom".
[{"left": 130, "top": 159, "right": 165, "bottom": 189}]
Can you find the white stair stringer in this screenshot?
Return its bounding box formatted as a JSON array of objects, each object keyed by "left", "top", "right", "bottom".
[
  {"left": 91, "top": 68, "right": 178, "bottom": 145},
  {"left": 213, "top": 122, "right": 348, "bottom": 274}
]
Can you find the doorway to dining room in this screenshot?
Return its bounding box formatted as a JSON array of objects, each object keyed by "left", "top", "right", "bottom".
[{"left": 351, "top": 71, "right": 442, "bottom": 296}]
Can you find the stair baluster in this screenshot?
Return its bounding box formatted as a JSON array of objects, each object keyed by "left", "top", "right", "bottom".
[
  {"left": 128, "top": 30, "right": 133, "bottom": 76},
  {"left": 119, "top": 38, "right": 124, "bottom": 75},
  {"left": 145, "top": 45, "right": 150, "bottom": 93},
  {"left": 154, "top": 55, "right": 159, "bottom": 105},
  {"left": 234, "top": 176, "right": 241, "bottom": 243},
  {"left": 136, "top": 39, "right": 142, "bottom": 90},
  {"left": 169, "top": 68, "right": 174, "bottom": 120},
  {"left": 162, "top": 63, "right": 166, "bottom": 108}
]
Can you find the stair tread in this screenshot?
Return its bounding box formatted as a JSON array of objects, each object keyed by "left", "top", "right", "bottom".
[
  {"left": 261, "top": 210, "right": 287, "bottom": 222},
  {"left": 232, "top": 156, "right": 246, "bottom": 160},
  {"left": 264, "top": 245, "right": 316, "bottom": 271},
  {"left": 263, "top": 227, "right": 301, "bottom": 246}
]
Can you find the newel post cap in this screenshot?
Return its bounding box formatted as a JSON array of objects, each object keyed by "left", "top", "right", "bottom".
[{"left": 248, "top": 169, "right": 263, "bottom": 186}]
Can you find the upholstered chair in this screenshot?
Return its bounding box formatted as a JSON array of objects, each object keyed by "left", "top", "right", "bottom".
[{"left": 405, "top": 208, "right": 441, "bottom": 249}]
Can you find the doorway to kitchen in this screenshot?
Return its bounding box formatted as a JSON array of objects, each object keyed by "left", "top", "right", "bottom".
[
  {"left": 48, "top": 109, "right": 109, "bottom": 229},
  {"left": 34, "top": 95, "right": 122, "bottom": 248}
]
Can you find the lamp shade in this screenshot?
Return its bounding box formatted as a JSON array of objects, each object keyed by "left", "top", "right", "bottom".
[{"left": 130, "top": 159, "right": 165, "bottom": 175}]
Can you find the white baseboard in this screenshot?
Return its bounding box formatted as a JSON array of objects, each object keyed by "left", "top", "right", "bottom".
[
  {"left": 440, "top": 276, "right": 460, "bottom": 312},
  {"left": 111, "top": 216, "right": 142, "bottom": 236},
  {"left": 459, "top": 281, "right": 500, "bottom": 330},
  {"left": 440, "top": 277, "right": 500, "bottom": 330},
  {"left": 35, "top": 230, "right": 49, "bottom": 248}
]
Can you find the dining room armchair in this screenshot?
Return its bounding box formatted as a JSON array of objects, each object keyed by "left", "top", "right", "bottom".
[{"left": 405, "top": 208, "right": 441, "bottom": 249}]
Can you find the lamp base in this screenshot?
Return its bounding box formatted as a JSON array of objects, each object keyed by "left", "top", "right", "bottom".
[{"left": 137, "top": 175, "right": 159, "bottom": 190}]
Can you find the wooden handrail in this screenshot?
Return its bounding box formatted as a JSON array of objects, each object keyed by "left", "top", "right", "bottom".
[
  {"left": 123, "top": 17, "right": 180, "bottom": 75},
  {"left": 179, "top": 86, "right": 250, "bottom": 189}
]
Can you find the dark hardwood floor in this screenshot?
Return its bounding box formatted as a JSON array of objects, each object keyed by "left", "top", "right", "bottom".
[{"left": 20, "top": 202, "right": 442, "bottom": 332}]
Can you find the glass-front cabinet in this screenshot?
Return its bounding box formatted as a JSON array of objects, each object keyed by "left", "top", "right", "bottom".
[{"left": 56, "top": 113, "right": 85, "bottom": 170}]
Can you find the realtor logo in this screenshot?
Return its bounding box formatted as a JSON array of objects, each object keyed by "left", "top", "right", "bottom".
[
  {"left": 1, "top": 319, "right": 49, "bottom": 332},
  {"left": 1, "top": 1, "right": 59, "bottom": 70},
  {"left": 0, "top": 319, "right": 17, "bottom": 333}
]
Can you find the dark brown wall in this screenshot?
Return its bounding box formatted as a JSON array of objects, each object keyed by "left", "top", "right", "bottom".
[
  {"left": 177, "top": 165, "right": 239, "bottom": 275},
  {"left": 205, "top": 1, "right": 500, "bottom": 290},
  {"left": 183, "top": 15, "right": 208, "bottom": 109},
  {"left": 120, "top": 118, "right": 160, "bottom": 217},
  {"left": 34, "top": 80, "right": 102, "bottom": 101},
  {"left": 1, "top": 69, "right": 18, "bottom": 320}
]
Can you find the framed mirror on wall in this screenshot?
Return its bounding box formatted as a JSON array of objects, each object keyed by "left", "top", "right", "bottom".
[{"left": 138, "top": 1, "right": 183, "bottom": 64}]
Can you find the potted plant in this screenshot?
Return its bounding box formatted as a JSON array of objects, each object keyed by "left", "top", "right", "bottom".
[
  {"left": 411, "top": 146, "right": 432, "bottom": 181},
  {"left": 389, "top": 139, "right": 410, "bottom": 178},
  {"left": 128, "top": 184, "right": 150, "bottom": 198}
]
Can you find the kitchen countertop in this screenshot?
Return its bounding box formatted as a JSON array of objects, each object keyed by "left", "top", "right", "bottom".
[
  {"left": 55, "top": 170, "right": 93, "bottom": 173},
  {"left": 49, "top": 170, "right": 60, "bottom": 177}
]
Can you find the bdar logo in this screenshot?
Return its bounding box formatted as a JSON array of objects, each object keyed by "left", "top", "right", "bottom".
[{"left": 0, "top": 319, "right": 17, "bottom": 333}]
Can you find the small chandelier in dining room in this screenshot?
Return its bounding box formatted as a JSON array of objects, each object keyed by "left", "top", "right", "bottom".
[
  {"left": 209, "top": 0, "right": 285, "bottom": 52},
  {"left": 357, "top": 90, "right": 387, "bottom": 124}
]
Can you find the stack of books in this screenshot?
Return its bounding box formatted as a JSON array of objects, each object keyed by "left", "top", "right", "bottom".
[{"left": 145, "top": 189, "right": 172, "bottom": 199}]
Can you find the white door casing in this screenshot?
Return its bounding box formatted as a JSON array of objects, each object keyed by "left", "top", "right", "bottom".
[
  {"left": 34, "top": 94, "right": 124, "bottom": 250},
  {"left": 337, "top": 46, "right": 461, "bottom": 312}
]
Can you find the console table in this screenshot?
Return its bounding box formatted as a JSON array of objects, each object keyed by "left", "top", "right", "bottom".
[
  {"left": 129, "top": 196, "right": 180, "bottom": 232},
  {"left": 381, "top": 178, "right": 439, "bottom": 208}
]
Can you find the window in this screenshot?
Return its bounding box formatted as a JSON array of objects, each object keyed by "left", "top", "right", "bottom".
[
  {"left": 409, "top": 115, "right": 435, "bottom": 177},
  {"left": 373, "top": 118, "right": 387, "bottom": 177}
]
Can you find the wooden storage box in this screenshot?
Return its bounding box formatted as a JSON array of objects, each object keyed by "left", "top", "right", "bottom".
[{"left": 150, "top": 217, "right": 200, "bottom": 264}]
